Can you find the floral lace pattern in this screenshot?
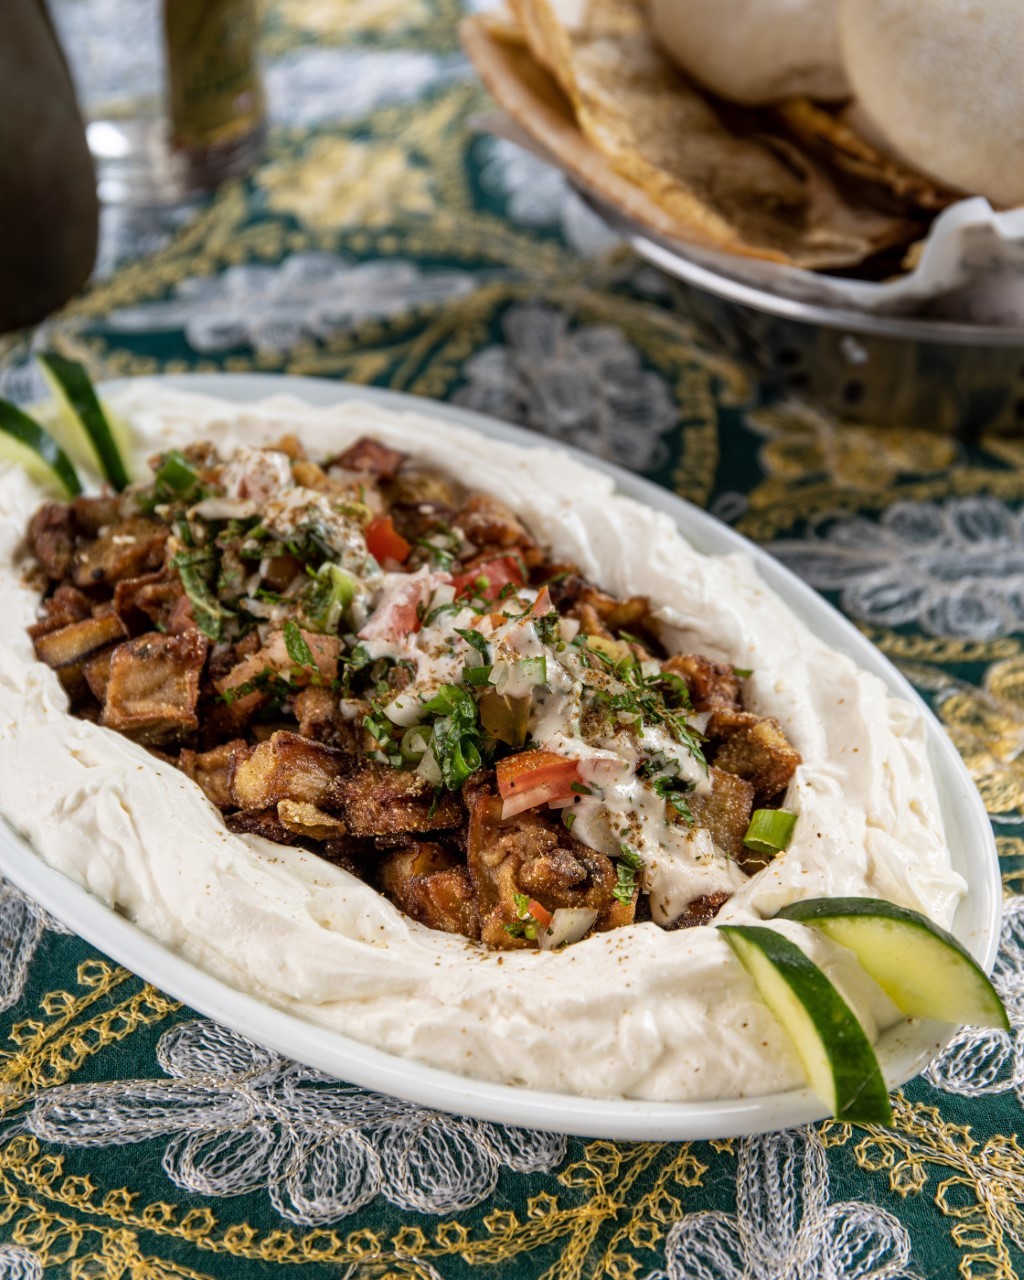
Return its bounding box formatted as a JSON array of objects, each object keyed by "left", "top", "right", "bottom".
[
  {"left": 772, "top": 498, "right": 1024, "bottom": 639},
  {"left": 102, "top": 254, "right": 475, "bottom": 356},
  {"left": 26, "top": 1019, "right": 566, "bottom": 1225},
  {"left": 925, "top": 896, "right": 1024, "bottom": 1099},
  {"left": 1, "top": 0, "right": 1023, "bottom": 1274},
  {"left": 454, "top": 302, "right": 677, "bottom": 470},
  {"left": 646, "top": 1130, "right": 915, "bottom": 1280},
  {"left": 0, "top": 877, "right": 69, "bottom": 1015}
]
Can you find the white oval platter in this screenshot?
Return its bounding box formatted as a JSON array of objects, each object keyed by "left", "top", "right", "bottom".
[{"left": 0, "top": 372, "right": 1001, "bottom": 1140}]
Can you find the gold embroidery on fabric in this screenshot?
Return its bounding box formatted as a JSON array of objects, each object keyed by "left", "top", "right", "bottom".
[
  {"left": 0, "top": 963, "right": 179, "bottom": 1116},
  {"left": 0, "top": 1135, "right": 710, "bottom": 1277},
  {"left": 834, "top": 1095, "right": 1024, "bottom": 1280}
]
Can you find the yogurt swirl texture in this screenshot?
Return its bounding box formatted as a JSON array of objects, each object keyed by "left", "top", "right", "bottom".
[{"left": 0, "top": 385, "right": 965, "bottom": 1101}]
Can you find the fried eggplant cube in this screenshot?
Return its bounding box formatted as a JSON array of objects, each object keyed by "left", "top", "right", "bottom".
[
  {"left": 230, "top": 731, "right": 347, "bottom": 812},
  {"left": 101, "top": 631, "right": 209, "bottom": 743}
]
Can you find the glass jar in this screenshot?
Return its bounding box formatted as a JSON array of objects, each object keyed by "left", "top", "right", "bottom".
[{"left": 50, "top": 0, "right": 265, "bottom": 206}]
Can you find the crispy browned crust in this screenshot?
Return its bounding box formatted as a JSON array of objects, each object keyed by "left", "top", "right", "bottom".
[
  {"left": 101, "top": 631, "right": 209, "bottom": 743},
  {"left": 24, "top": 433, "right": 804, "bottom": 949},
  {"left": 333, "top": 761, "right": 463, "bottom": 837},
  {"left": 710, "top": 709, "right": 802, "bottom": 803},
  {"left": 686, "top": 766, "right": 754, "bottom": 861},
  {"left": 230, "top": 731, "right": 346, "bottom": 812}
]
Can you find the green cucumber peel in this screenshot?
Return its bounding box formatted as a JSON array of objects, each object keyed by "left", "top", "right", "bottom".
[
  {"left": 721, "top": 923, "right": 893, "bottom": 1125},
  {"left": 0, "top": 398, "right": 82, "bottom": 496},
  {"left": 38, "top": 352, "right": 131, "bottom": 491},
  {"left": 776, "top": 897, "right": 1009, "bottom": 1031}
]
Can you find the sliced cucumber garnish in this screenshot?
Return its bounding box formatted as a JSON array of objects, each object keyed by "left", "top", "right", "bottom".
[
  {"left": 721, "top": 923, "right": 893, "bottom": 1124},
  {"left": 38, "top": 352, "right": 131, "bottom": 491},
  {"left": 776, "top": 897, "right": 1009, "bottom": 1031},
  {"left": 0, "top": 398, "right": 82, "bottom": 497}
]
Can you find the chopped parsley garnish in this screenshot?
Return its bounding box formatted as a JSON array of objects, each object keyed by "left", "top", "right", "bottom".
[
  {"left": 421, "top": 684, "right": 485, "bottom": 790},
  {"left": 650, "top": 773, "right": 694, "bottom": 825},
  {"left": 613, "top": 844, "right": 643, "bottom": 905},
  {"left": 583, "top": 645, "right": 706, "bottom": 769},
  {"left": 302, "top": 563, "right": 356, "bottom": 633},
  {"left": 283, "top": 619, "right": 316, "bottom": 669},
  {"left": 219, "top": 666, "right": 294, "bottom": 712},
  {"left": 172, "top": 549, "right": 235, "bottom": 641},
  {"left": 455, "top": 627, "right": 491, "bottom": 660}
]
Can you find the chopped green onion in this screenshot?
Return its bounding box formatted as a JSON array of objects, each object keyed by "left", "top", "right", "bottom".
[
  {"left": 38, "top": 352, "right": 131, "bottom": 491},
  {"left": 516, "top": 655, "right": 547, "bottom": 686},
  {"left": 734, "top": 667, "right": 753, "bottom": 679},
  {"left": 0, "top": 398, "right": 82, "bottom": 496},
  {"left": 463, "top": 664, "right": 494, "bottom": 685},
  {"left": 302, "top": 563, "right": 357, "bottom": 634},
  {"left": 155, "top": 449, "right": 199, "bottom": 495},
  {"left": 284, "top": 619, "right": 316, "bottom": 668},
  {"left": 401, "top": 725, "right": 430, "bottom": 764},
  {"left": 743, "top": 808, "right": 798, "bottom": 857}
]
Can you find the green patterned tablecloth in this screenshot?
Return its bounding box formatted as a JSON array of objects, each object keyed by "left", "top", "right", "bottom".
[{"left": 2, "top": 4, "right": 1024, "bottom": 1277}]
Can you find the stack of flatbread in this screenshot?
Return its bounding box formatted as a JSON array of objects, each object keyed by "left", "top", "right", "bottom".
[{"left": 462, "top": 0, "right": 1021, "bottom": 276}]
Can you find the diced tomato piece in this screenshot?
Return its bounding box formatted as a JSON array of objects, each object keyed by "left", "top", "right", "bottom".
[
  {"left": 496, "top": 749, "right": 581, "bottom": 818},
  {"left": 452, "top": 555, "right": 525, "bottom": 602},
  {"left": 365, "top": 514, "right": 411, "bottom": 565},
  {"left": 528, "top": 898, "right": 553, "bottom": 928},
  {"left": 359, "top": 573, "right": 433, "bottom": 643},
  {"left": 529, "top": 585, "right": 554, "bottom": 617}
]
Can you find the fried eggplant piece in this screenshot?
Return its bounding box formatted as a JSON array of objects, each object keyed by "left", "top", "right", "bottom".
[
  {"left": 455, "top": 492, "right": 543, "bottom": 565},
  {"left": 230, "top": 731, "right": 345, "bottom": 811},
  {"left": 82, "top": 648, "right": 115, "bottom": 704},
  {"left": 71, "top": 494, "right": 123, "bottom": 536},
  {"left": 332, "top": 436, "right": 407, "bottom": 479},
  {"left": 113, "top": 571, "right": 187, "bottom": 634},
  {"left": 226, "top": 806, "right": 297, "bottom": 846},
  {"left": 27, "top": 584, "right": 93, "bottom": 639},
  {"left": 466, "top": 786, "right": 632, "bottom": 948},
  {"left": 710, "top": 709, "right": 801, "bottom": 803},
  {"left": 294, "top": 686, "right": 362, "bottom": 751},
  {"left": 663, "top": 653, "right": 742, "bottom": 713},
  {"left": 550, "top": 573, "right": 651, "bottom": 635},
  {"left": 378, "top": 842, "right": 480, "bottom": 939},
  {"left": 669, "top": 892, "right": 732, "bottom": 930},
  {"left": 332, "top": 761, "right": 461, "bottom": 837},
  {"left": 33, "top": 612, "right": 127, "bottom": 670},
  {"left": 28, "top": 503, "right": 76, "bottom": 580},
  {"left": 179, "top": 740, "right": 249, "bottom": 810},
  {"left": 277, "top": 799, "right": 347, "bottom": 841},
  {"left": 100, "top": 630, "right": 209, "bottom": 743},
  {"left": 686, "top": 766, "right": 755, "bottom": 862},
  {"left": 73, "top": 517, "right": 169, "bottom": 588}
]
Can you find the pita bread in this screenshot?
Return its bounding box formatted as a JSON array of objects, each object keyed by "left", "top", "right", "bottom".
[
  {"left": 462, "top": 4, "right": 914, "bottom": 268},
  {"left": 774, "top": 97, "right": 959, "bottom": 212}
]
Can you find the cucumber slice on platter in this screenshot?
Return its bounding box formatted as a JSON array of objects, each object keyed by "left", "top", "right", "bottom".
[
  {"left": 37, "top": 352, "right": 131, "bottom": 491},
  {"left": 720, "top": 924, "right": 893, "bottom": 1125},
  {"left": 776, "top": 897, "right": 1009, "bottom": 1031},
  {"left": 0, "top": 398, "right": 82, "bottom": 497}
]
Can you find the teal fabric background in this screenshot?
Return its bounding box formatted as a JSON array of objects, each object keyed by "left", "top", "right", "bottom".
[{"left": 1, "top": 3, "right": 1023, "bottom": 1276}]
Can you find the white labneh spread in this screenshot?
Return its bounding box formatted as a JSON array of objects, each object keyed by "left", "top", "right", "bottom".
[{"left": 0, "top": 386, "right": 965, "bottom": 1101}]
